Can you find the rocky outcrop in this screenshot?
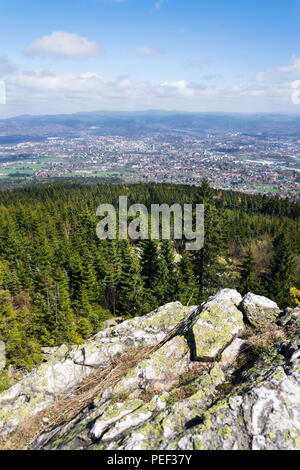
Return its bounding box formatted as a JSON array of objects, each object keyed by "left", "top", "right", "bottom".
[
  {"left": 278, "top": 306, "right": 300, "bottom": 327},
  {"left": 1, "top": 289, "right": 300, "bottom": 451},
  {"left": 0, "top": 302, "right": 194, "bottom": 438},
  {"left": 241, "top": 293, "right": 281, "bottom": 326}
]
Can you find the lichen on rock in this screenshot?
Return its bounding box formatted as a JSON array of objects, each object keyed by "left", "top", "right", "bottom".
[
  {"left": 241, "top": 292, "right": 281, "bottom": 327},
  {"left": 1, "top": 290, "right": 300, "bottom": 451}
]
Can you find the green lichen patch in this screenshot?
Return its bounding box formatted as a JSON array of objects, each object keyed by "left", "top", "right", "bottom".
[{"left": 193, "top": 302, "right": 243, "bottom": 358}]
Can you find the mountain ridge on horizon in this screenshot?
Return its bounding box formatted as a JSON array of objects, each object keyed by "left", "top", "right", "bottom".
[
  {"left": 1, "top": 110, "right": 300, "bottom": 140},
  {"left": 3, "top": 109, "right": 300, "bottom": 122}
]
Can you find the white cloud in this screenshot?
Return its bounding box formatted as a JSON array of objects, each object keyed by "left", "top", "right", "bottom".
[
  {"left": 11, "top": 71, "right": 105, "bottom": 93},
  {"left": 136, "top": 45, "right": 161, "bottom": 57},
  {"left": 4, "top": 65, "right": 296, "bottom": 116},
  {"left": 229, "top": 84, "right": 266, "bottom": 97},
  {"left": 7, "top": 70, "right": 220, "bottom": 110},
  {"left": 25, "top": 31, "right": 102, "bottom": 59},
  {"left": 0, "top": 54, "right": 15, "bottom": 77},
  {"left": 278, "top": 56, "right": 300, "bottom": 73},
  {"left": 0, "top": 80, "right": 6, "bottom": 104},
  {"left": 160, "top": 80, "right": 196, "bottom": 97},
  {"left": 8, "top": 70, "right": 270, "bottom": 105},
  {"left": 256, "top": 56, "right": 300, "bottom": 83},
  {"left": 254, "top": 56, "right": 300, "bottom": 106}
]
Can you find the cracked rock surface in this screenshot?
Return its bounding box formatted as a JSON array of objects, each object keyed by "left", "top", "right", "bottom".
[{"left": 1, "top": 289, "right": 300, "bottom": 450}]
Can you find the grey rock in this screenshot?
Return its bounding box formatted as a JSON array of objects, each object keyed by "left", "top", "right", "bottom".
[
  {"left": 2, "top": 289, "right": 300, "bottom": 451},
  {"left": 41, "top": 344, "right": 69, "bottom": 361},
  {"left": 241, "top": 292, "right": 281, "bottom": 326},
  {"left": 102, "top": 317, "right": 125, "bottom": 329},
  {"left": 278, "top": 306, "right": 300, "bottom": 327},
  {"left": 0, "top": 302, "right": 195, "bottom": 438}
]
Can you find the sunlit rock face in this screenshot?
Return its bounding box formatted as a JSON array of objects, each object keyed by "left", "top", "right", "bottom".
[{"left": 1, "top": 289, "right": 300, "bottom": 451}]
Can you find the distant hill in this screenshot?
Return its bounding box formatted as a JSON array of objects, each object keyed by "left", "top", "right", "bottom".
[{"left": 1, "top": 111, "right": 300, "bottom": 140}]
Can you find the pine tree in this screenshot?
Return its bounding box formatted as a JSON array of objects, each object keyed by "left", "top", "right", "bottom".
[
  {"left": 239, "top": 247, "right": 260, "bottom": 295},
  {"left": 100, "top": 240, "right": 123, "bottom": 315},
  {"left": 52, "top": 267, "right": 81, "bottom": 344},
  {"left": 118, "top": 241, "right": 144, "bottom": 317},
  {"left": 192, "top": 184, "right": 228, "bottom": 302},
  {"left": 177, "top": 251, "right": 198, "bottom": 305},
  {"left": 140, "top": 240, "right": 167, "bottom": 310},
  {"left": 140, "top": 240, "right": 161, "bottom": 290},
  {"left": 159, "top": 240, "right": 180, "bottom": 303},
  {"left": 268, "top": 233, "right": 296, "bottom": 307}
]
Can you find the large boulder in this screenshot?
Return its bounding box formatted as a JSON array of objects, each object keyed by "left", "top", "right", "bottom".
[
  {"left": 0, "top": 302, "right": 195, "bottom": 438},
  {"left": 241, "top": 293, "right": 281, "bottom": 327},
  {"left": 202, "top": 289, "right": 243, "bottom": 308},
  {"left": 193, "top": 289, "right": 244, "bottom": 358},
  {"left": 43, "top": 327, "right": 300, "bottom": 451},
  {"left": 2, "top": 289, "right": 299, "bottom": 451}
]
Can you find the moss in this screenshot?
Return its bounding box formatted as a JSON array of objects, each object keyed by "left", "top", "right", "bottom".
[
  {"left": 109, "top": 392, "right": 130, "bottom": 405},
  {"left": 135, "top": 421, "right": 165, "bottom": 450},
  {"left": 295, "top": 437, "right": 300, "bottom": 449},
  {"left": 166, "top": 384, "right": 199, "bottom": 405},
  {"left": 285, "top": 430, "right": 292, "bottom": 441},
  {"left": 0, "top": 370, "right": 15, "bottom": 393},
  {"left": 193, "top": 413, "right": 212, "bottom": 433},
  {"left": 209, "top": 399, "right": 230, "bottom": 414},
  {"left": 193, "top": 303, "right": 243, "bottom": 358},
  {"left": 217, "top": 425, "right": 232, "bottom": 439},
  {"left": 193, "top": 437, "right": 205, "bottom": 450},
  {"left": 216, "top": 383, "right": 234, "bottom": 397},
  {"left": 283, "top": 397, "right": 292, "bottom": 407},
  {"left": 196, "top": 364, "right": 224, "bottom": 390},
  {"left": 137, "top": 304, "right": 189, "bottom": 331},
  {"left": 273, "top": 370, "right": 285, "bottom": 380},
  {"left": 0, "top": 391, "right": 46, "bottom": 424},
  {"left": 96, "top": 398, "right": 144, "bottom": 422}
]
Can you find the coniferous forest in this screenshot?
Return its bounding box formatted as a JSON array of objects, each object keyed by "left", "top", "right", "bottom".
[{"left": 0, "top": 181, "right": 299, "bottom": 372}]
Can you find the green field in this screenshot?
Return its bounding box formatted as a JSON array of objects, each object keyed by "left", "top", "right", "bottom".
[{"left": 255, "top": 184, "right": 280, "bottom": 193}]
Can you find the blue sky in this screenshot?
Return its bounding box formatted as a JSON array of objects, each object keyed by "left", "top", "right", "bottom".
[{"left": 1, "top": 0, "right": 300, "bottom": 117}]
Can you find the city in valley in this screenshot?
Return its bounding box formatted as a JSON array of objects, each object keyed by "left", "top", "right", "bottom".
[{"left": 0, "top": 112, "right": 299, "bottom": 199}]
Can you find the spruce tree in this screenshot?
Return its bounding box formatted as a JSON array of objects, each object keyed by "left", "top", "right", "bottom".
[
  {"left": 118, "top": 241, "right": 144, "bottom": 317},
  {"left": 268, "top": 233, "right": 296, "bottom": 307},
  {"left": 239, "top": 247, "right": 260, "bottom": 295},
  {"left": 193, "top": 182, "right": 228, "bottom": 302},
  {"left": 177, "top": 251, "right": 198, "bottom": 305}
]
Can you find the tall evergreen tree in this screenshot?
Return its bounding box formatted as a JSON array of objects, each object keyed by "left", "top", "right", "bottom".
[
  {"left": 239, "top": 247, "right": 260, "bottom": 295},
  {"left": 118, "top": 241, "right": 144, "bottom": 317},
  {"left": 193, "top": 182, "right": 228, "bottom": 302},
  {"left": 177, "top": 251, "right": 198, "bottom": 305},
  {"left": 268, "top": 233, "right": 296, "bottom": 307}
]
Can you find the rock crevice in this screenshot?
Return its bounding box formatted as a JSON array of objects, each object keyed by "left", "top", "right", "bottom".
[{"left": 0, "top": 289, "right": 299, "bottom": 451}]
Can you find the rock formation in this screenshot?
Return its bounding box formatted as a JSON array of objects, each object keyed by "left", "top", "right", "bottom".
[{"left": 0, "top": 289, "right": 299, "bottom": 451}]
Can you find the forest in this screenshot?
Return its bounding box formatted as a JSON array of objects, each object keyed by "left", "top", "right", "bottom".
[{"left": 0, "top": 181, "right": 299, "bottom": 376}]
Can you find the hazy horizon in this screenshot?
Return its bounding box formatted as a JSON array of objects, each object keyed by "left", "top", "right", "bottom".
[
  {"left": 1, "top": 0, "right": 300, "bottom": 118},
  {"left": 4, "top": 109, "right": 300, "bottom": 121}
]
